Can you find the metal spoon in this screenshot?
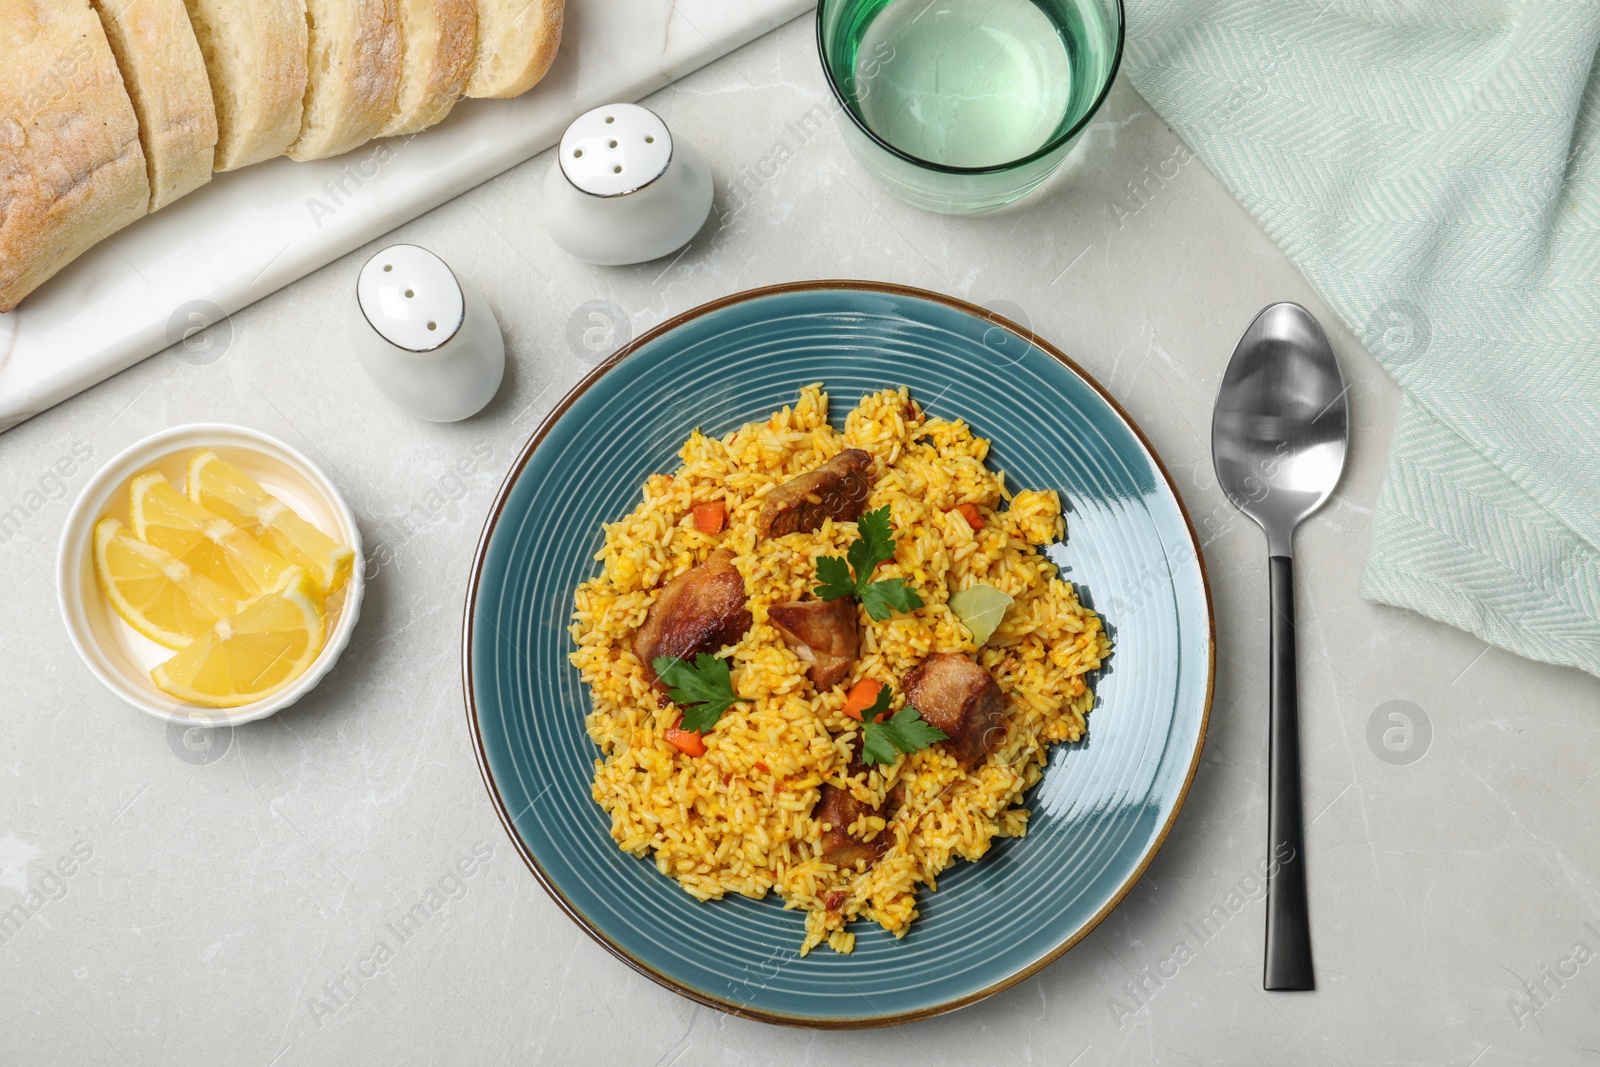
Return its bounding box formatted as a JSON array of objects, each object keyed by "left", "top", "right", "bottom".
[{"left": 1211, "top": 302, "right": 1348, "bottom": 992}]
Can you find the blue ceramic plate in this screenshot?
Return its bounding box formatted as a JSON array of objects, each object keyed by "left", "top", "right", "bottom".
[{"left": 464, "top": 282, "right": 1213, "bottom": 1027}]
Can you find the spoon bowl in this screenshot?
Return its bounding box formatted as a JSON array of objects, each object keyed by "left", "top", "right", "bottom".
[{"left": 1212, "top": 302, "right": 1349, "bottom": 555}]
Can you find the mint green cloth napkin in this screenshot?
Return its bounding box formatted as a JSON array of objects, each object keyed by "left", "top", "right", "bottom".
[{"left": 1121, "top": 0, "right": 1600, "bottom": 678}]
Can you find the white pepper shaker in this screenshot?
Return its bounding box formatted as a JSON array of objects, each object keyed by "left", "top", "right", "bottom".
[
  {"left": 542, "top": 103, "right": 714, "bottom": 266},
  {"left": 350, "top": 244, "right": 505, "bottom": 422}
]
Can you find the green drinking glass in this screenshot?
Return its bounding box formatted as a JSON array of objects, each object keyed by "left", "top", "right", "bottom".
[{"left": 817, "top": 0, "right": 1124, "bottom": 215}]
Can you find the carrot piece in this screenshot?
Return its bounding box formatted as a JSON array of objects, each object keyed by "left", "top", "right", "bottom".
[
  {"left": 665, "top": 715, "right": 706, "bottom": 756},
  {"left": 753, "top": 761, "right": 770, "bottom": 774},
  {"left": 692, "top": 501, "right": 726, "bottom": 534},
  {"left": 954, "top": 503, "right": 984, "bottom": 530},
  {"left": 841, "top": 678, "right": 884, "bottom": 721},
  {"left": 665, "top": 726, "right": 705, "bottom": 757}
]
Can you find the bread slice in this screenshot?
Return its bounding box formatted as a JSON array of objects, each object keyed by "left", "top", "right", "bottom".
[
  {"left": 90, "top": 0, "right": 218, "bottom": 210},
  {"left": 0, "top": 0, "right": 150, "bottom": 313},
  {"left": 464, "top": 0, "right": 562, "bottom": 99},
  {"left": 184, "top": 0, "right": 308, "bottom": 170},
  {"left": 287, "top": 0, "right": 402, "bottom": 160},
  {"left": 380, "top": 0, "right": 477, "bottom": 137}
]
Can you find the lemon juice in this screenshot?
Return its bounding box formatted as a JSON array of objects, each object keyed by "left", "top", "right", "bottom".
[{"left": 846, "top": 0, "right": 1109, "bottom": 169}]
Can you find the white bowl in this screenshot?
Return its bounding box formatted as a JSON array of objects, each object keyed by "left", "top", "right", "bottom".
[{"left": 57, "top": 424, "right": 364, "bottom": 726}]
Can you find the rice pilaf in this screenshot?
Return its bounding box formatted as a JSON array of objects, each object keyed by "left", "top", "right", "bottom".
[{"left": 568, "top": 385, "right": 1110, "bottom": 954}]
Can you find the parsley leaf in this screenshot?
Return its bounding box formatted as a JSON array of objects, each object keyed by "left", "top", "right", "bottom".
[
  {"left": 848, "top": 506, "right": 898, "bottom": 576},
  {"left": 858, "top": 578, "right": 923, "bottom": 621},
  {"left": 814, "top": 555, "right": 857, "bottom": 603},
  {"left": 855, "top": 683, "right": 948, "bottom": 767},
  {"left": 859, "top": 719, "right": 901, "bottom": 767},
  {"left": 813, "top": 506, "right": 925, "bottom": 619},
  {"left": 653, "top": 654, "right": 743, "bottom": 734},
  {"left": 857, "top": 679, "right": 894, "bottom": 723},
  {"left": 873, "top": 706, "right": 948, "bottom": 759}
]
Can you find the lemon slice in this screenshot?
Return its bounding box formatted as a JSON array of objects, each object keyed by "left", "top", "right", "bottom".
[
  {"left": 130, "top": 471, "right": 292, "bottom": 597},
  {"left": 185, "top": 450, "right": 353, "bottom": 594},
  {"left": 151, "top": 568, "right": 327, "bottom": 708},
  {"left": 93, "top": 517, "right": 245, "bottom": 649}
]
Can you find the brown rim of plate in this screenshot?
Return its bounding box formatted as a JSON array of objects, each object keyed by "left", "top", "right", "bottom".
[{"left": 461, "top": 279, "right": 1217, "bottom": 1030}]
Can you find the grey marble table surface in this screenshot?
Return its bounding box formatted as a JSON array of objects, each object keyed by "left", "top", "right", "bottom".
[{"left": 4, "top": 15, "right": 1597, "bottom": 1066}]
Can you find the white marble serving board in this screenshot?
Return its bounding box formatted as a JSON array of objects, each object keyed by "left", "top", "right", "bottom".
[{"left": 0, "top": 0, "right": 812, "bottom": 434}]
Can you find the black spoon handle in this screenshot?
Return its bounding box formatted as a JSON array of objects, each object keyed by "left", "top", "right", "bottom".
[{"left": 1265, "top": 553, "right": 1314, "bottom": 991}]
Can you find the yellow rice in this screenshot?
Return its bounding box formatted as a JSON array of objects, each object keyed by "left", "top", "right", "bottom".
[{"left": 568, "top": 386, "right": 1111, "bottom": 954}]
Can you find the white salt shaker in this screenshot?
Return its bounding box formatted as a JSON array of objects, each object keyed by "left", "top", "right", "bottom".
[
  {"left": 542, "top": 103, "right": 714, "bottom": 266},
  {"left": 350, "top": 244, "right": 505, "bottom": 422}
]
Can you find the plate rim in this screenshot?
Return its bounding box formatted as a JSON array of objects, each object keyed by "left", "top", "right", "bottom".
[{"left": 461, "top": 279, "right": 1216, "bottom": 1029}]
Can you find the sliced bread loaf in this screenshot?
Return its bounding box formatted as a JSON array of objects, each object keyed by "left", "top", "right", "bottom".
[
  {"left": 287, "top": 0, "right": 402, "bottom": 160},
  {"left": 380, "top": 0, "right": 477, "bottom": 137},
  {"left": 184, "top": 0, "right": 308, "bottom": 170},
  {"left": 90, "top": 0, "right": 218, "bottom": 210},
  {"left": 0, "top": 0, "right": 150, "bottom": 312},
  {"left": 464, "top": 0, "right": 562, "bottom": 99}
]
